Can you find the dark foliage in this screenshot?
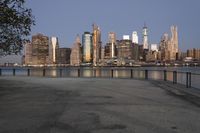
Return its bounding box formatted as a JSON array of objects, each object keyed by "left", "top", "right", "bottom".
[{"left": 0, "top": 0, "right": 35, "bottom": 55}]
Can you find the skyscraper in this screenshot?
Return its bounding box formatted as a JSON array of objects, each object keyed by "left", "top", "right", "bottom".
[
  {"left": 132, "top": 31, "right": 138, "bottom": 44},
  {"left": 82, "top": 32, "right": 93, "bottom": 63},
  {"left": 57, "top": 48, "right": 71, "bottom": 65},
  {"left": 117, "top": 40, "right": 133, "bottom": 59},
  {"left": 31, "top": 34, "right": 49, "bottom": 65},
  {"left": 49, "top": 37, "right": 59, "bottom": 64},
  {"left": 160, "top": 33, "right": 170, "bottom": 61},
  {"left": 108, "top": 32, "right": 116, "bottom": 44},
  {"left": 142, "top": 24, "right": 148, "bottom": 49},
  {"left": 70, "top": 35, "right": 82, "bottom": 66},
  {"left": 108, "top": 32, "right": 116, "bottom": 58},
  {"left": 159, "top": 25, "right": 179, "bottom": 61},
  {"left": 92, "top": 24, "right": 101, "bottom": 66},
  {"left": 170, "top": 25, "right": 178, "bottom": 60},
  {"left": 24, "top": 42, "right": 32, "bottom": 65}
]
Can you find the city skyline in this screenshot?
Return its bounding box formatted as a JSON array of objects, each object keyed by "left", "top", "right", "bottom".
[
  {"left": 3, "top": 26, "right": 200, "bottom": 66},
  {"left": 26, "top": 0, "right": 199, "bottom": 51},
  {"left": 1, "top": 0, "right": 200, "bottom": 64}
]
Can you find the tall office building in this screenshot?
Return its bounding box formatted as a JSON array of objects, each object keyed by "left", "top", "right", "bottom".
[
  {"left": 142, "top": 24, "right": 148, "bottom": 49},
  {"left": 159, "top": 26, "right": 179, "bottom": 61},
  {"left": 92, "top": 24, "right": 101, "bottom": 66},
  {"left": 82, "top": 32, "right": 93, "bottom": 63},
  {"left": 108, "top": 32, "right": 116, "bottom": 58},
  {"left": 160, "top": 33, "right": 170, "bottom": 61},
  {"left": 57, "top": 48, "right": 71, "bottom": 64},
  {"left": 101, "top": 46, "right": 105, "bottom": 60},
  {"left": 104, "top": 44, "right": 110, "bottom": 59},
  {"left": 49, "top": 37, "right": 59, "bottom": 64},
  {"left": 132, "top": 31, "right": 138, "bottom": 44},
  {"left": 170, "top": 25, "right": 178, "bottom": 60},
  {"left": 108, "top": 32, "right": 116, "bottom": 43},
  {"left": 117, "top": 40, "right": 132, "bottom": 59},
  {"left": 24, "top": 42, "right": 32, "bottom": 65},
  {"left": 31, "top": 34, "right": 49, "bottom": 65},
  {"left": 70, "top": 35, "right": 82, "bottom": 66}
]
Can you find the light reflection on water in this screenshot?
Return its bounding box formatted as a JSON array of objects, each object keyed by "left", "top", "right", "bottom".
[
  {"left": 115, "top": 70, "right": 130, "bottom": 78},
  {"left": 49, "top": 69, "right": 57, "bottom": 77},
  {"left": 82, "top": 69, "right": 93, "bottom": 77},
  {"left": 0, "top": 67, "right": 199, "bottom": 89}
]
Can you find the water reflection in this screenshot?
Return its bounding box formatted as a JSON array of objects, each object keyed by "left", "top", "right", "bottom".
[
  {"left": 115, "top": 70, "right": 130, "bottom": 78},
  {"left": 82, "top": 69, "right": 93, "bottom": 77},
  {"left": 95, "top": 69, "right": 101, "bottom": 77},
  {"left": 31, "top": 69, "right": 43, "bottom": 77},
  {"left": 132, "top": 70, "right": 144, "bottom": 79},
  {"left": 47, "top": 69, "right": 57, "bottom": 77},
  {"left": 149, "top": 71, "right": 163, "bottom": 80},
  {"left": 0, "top": 67, "right": 199, "bottom": 89},
  {"left": 166, "top": 71, "right": 173, "bottom": 81}
]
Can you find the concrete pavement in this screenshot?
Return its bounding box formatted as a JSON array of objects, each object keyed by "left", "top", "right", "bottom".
[{"left": 0, "top": 77, "right": 200, "bottom": 133}]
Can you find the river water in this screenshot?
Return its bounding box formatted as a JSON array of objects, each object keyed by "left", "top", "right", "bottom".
[{"left": 0, "top": 67, "right": 200, "bottom": 89}]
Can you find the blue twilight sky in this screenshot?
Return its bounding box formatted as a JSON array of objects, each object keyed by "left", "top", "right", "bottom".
[{"left": 1, "top": 0, "right": 200, "bottom": 64}]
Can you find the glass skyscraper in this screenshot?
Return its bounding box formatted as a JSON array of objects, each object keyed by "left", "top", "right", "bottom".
[{"left": 82, "top": 32, "right": 93, "bottom": 63}]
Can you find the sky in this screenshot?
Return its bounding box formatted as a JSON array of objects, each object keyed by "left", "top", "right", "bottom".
[{"left": 1, "top": 0, "right": 200, "bottom": 64}]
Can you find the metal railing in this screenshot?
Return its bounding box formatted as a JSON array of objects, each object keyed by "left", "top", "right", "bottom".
[{"left": 0, "top": 67, "right": 199, "bottom": 89}]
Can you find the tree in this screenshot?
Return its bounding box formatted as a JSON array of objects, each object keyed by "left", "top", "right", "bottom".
[{"left": 0, "top": 0, "right": 35, "bottom": 56}]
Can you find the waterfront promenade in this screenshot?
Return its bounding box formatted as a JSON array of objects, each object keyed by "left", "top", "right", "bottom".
[{"left": 0, "top": 77, "right": 200, "bottom": 133}]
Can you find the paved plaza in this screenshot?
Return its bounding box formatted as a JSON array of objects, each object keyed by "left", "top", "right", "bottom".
[{"left": 0, "top": 77, "right": 200, "bottom": 133}]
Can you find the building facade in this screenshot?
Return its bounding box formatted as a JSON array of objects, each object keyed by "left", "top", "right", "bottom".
[
  {"left": 31, "top": 34, "right": 49, "bottom": 65},
  {"left": 24, "top": 42, "right": 32, "bottom": 65},
  {"left": 49, "top": 37, "right": 59, "bottom": 64},
  {"left": 187, "top": 48, "right": 200, "bottom": 60},
  {"left": 117, "top": 40, "right": 133, "bottom": 59},
  {"left": 108, "top": 32, "right": 116, "bottom": 58},
  {"left": 159, "top": 26, "right": 179, "bottom": 61},
  {"left": 142, "top": 24, "right": 148, "bottom": 50},
  {"left": 82, "top": 32, "right": 93, "bottom": 63},
  {"left": 57, "top": 48, "right": 71, "bottom": 64},
  {"left": 92, "top": 24, "right": 101, "bottom": 66},
  {"left": 170, "top": 25, "right": 178, "bottom": 60},
  {"left": 70, "top": 35, "right": 82, "bottom": 66},
  {"left": 132, "top": 31, "right": 138, "bottom": 44}
]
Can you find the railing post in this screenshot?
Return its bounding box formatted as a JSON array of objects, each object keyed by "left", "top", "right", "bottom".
[
  {"left": 130, "top": 69, "right": 133, "bottom": 78},
  {"left": 145, "top": 70, "right": 148, "bottom": 80},
  {"left": 189, "top": 72, "right": 191, "bottom": 88},
  {"left": 59, "top": 69, "right": 62, "bottom": 77},
  {"left": 43, "top": 68, "right": 45, "bottom": 77},
  {"left": 27, "top": 69, "right": 30, "bottom": 76},
  {"left": 173, "top": 71, "right": 177, "bottom": 84},
  {"left": 0, "top": 68, "right": 2, "bottom": 76},
  {"left": 13, "top": 69, "right": 15, "bottom": 76},
  {"left": 186, "top": 72, "right": 189, "bottom": 88},
  {"left": 164, "top": 70, "right": 167, "bottom": 81},
  {"left": 78, "top": 68, "right": 80, "bottom": 77},
  {"left": 111, "top": 69, "right": 114, "bottom": 78},
  {"left": 175, "top": 71, "right": 177, "bottom": 83}
]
